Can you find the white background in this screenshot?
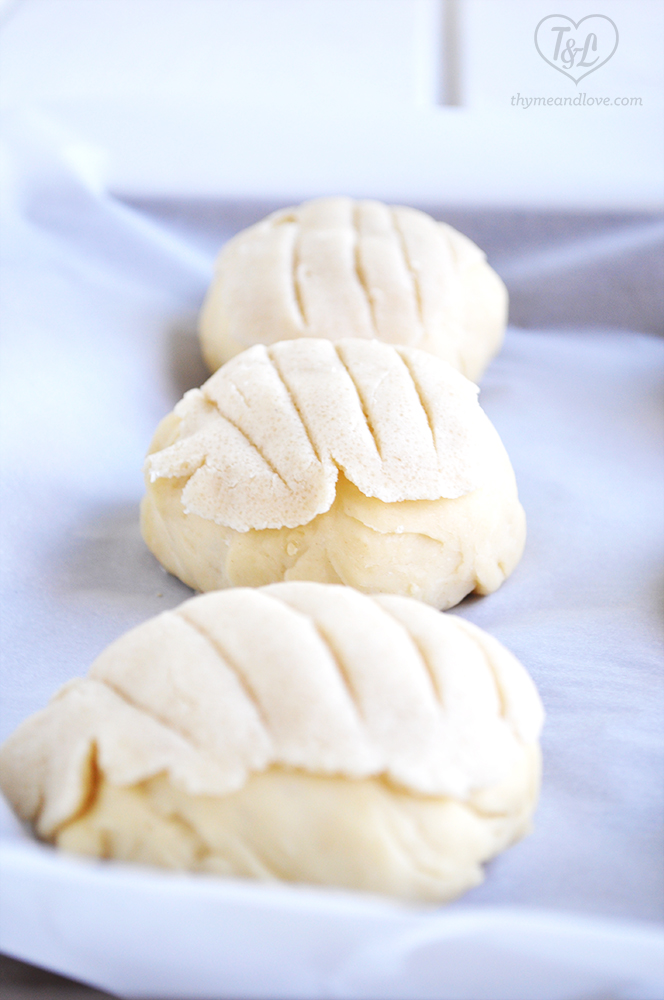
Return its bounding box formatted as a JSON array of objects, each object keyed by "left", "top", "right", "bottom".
[
  {"left": 0, "top": 117, "right": 662, "bottom": 994},
  {"left": 0, "top": 3, "right": 663, "bottom": 996},
  {"left": 0, "top": 0, "right": 662, "bottom": 206}
]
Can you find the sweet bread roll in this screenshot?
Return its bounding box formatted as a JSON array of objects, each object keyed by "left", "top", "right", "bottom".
[
  {"left": 141, "top": 338, "right": 525, "bottom": 607},
  {"left": 199, "top": 197, "right": 507, "bottom": 382},
  {"left": 0, "top": 583, "right": 544, "bottom": 902}
]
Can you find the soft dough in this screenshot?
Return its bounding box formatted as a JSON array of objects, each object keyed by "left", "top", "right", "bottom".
[
  {"left": 199, "top": 197, "right": 508, "bottom": 382},
  {"left": 0, "top": 583, "right": 544, "bottom": 902},
  {"left": 141, "top": 338, "right": 526, "bottom": 607}
]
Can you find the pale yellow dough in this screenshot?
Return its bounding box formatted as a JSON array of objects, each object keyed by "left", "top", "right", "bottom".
[
  {"left": 140, "top": 338, "right": 526, "bottom": 607},
  {"left": 0, "top": 584, "right": 544, "bottom": 903},
  {"left": 199, "top": 197, "right": 508, "bottom": 382}
]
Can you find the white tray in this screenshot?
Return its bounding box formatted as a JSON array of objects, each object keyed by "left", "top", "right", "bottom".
[{"left": 1, "top": 110, "right": 663, "bottom": 999}]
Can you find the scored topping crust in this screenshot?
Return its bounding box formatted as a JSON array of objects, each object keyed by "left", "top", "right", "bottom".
[
  {"left": 200, "top": 197, "right": 492, "bottom": 367},
  {"left": 0, "top": 584, "right": 544, "bottom": 840},
  {"left": 146, "top": 339, "right": 488, "bottom": 532}
]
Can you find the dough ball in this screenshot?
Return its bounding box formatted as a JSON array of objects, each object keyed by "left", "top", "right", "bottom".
[
  {"left": 199, "top": 197, "right": 508, "bottom": 382},
  {"left": 141, "top": 338, "right": 526, "bottom": 608},
  {"left": 0, "top": 583, "right": 544, "bottom": 903}
]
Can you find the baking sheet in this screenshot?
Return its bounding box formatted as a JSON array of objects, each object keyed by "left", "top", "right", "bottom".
[{"left": 1, "top": 110, "right": 663, "bottom": 998}]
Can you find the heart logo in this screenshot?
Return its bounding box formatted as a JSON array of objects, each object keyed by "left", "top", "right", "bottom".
[{"left": 535, "top": 15, "right": 619, "bottom": 84}]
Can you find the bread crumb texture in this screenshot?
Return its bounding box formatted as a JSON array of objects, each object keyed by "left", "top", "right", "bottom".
[
  {"left": 141, "top": 339, "right": 526, "bottom": 606},
  {"left": 199, "top": 197, "right": 508, "bottom": 382},
  {"left": 0, "top": 583, "right": 544, "bottom": 902}
]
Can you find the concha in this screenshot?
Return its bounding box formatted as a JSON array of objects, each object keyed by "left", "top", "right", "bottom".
[{"left": 0, "top": 583, "right": 544, "bottom": 902}]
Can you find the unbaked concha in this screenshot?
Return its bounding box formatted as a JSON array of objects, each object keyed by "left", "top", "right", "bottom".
[
  {"left": 0, "top": 583, "right": 544, "bottom": 902},
  {"left": 199, "top": 197, "right": 508, "bottom": 382},
  {"left": 141, "top": 338, "right": 526, "bottom": 607}
]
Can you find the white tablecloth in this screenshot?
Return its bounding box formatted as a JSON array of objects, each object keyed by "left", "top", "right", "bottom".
[{"left": 0, "top": 109, "right": 662, "bottom": 999}]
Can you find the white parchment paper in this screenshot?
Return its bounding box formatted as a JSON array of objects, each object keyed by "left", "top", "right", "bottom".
[{"left": 0, "top": 109, "right": 662, "bottom": 999}]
